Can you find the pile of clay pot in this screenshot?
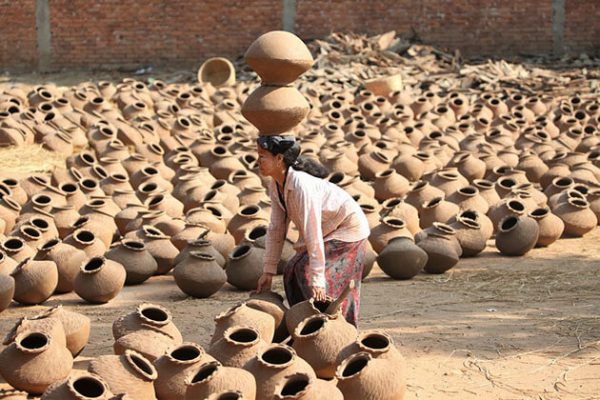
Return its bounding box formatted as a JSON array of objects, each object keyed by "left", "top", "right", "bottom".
[{"left": 0, "top": 293, "right": 406, "bottom": 399}]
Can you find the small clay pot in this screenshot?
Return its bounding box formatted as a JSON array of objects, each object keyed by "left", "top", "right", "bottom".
[
  {"left": 449, "top": 216, "right": 488, "bottom": 257},
  {"left": 419, "top": 196, "right": 460, "bottom": 229},
  {"left": 74, "top": 257, "right": 126, "bottom": 304},
  {"left": 495, "top": 215, "right": 539, "bottom": 256},
  {"left": 226, "top": 244, "right": 264, "bottom": 291}
]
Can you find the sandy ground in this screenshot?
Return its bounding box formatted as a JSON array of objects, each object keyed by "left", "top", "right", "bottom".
[{"left": 0, "top": 228, "right": 598, "bottom": 399}]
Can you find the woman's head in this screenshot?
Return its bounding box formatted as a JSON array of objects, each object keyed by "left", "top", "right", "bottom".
[{"left": 256, "top": 135, "right": 329, "bottom": 179}]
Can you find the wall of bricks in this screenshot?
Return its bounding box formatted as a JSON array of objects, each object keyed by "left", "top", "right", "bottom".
[{"left": 0, "top": 0, "right": 598, "bottom": 72}]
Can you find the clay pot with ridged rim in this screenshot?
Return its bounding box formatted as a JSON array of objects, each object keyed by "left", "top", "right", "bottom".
[
  {"left": 74, "top": 257, "right": 126, "bottom": 304},
  {"left": 553, "top": 197, "right": 597, "bottom": 237},
  {"left": 112, "top": 303, "right": 183, "bottom": 345},
  {"left": 404, "top": 180, "right": 445, "bottom": 211},
  {"left": 495, "top": 215, "right": 539, "bottom": 256},
  {"left": 154, "top": 342, "right": 216, "bottom": 400},
  {"left": 380, "top": 198, "right": 420, "bottom": 235},
  {"left": 41, "top": 373, "right": 113, "bottom": 400},
  {"left": 28, "top": 305, "right": 90, "bottom": 357},
  {"left": 106, "top": 239, "right": 157, "bottom": 285},
  {"left": 210, "top": 302, "right": 275, "bottom": 345},
  {"left": 274, "top": 372, "right": 343, "bottom": 400},
  {"left": 173, "top": 251, "right": 227, "bottom": 298},
  {"left": 449, "top": 215, "right": 488, "bottom": 257},
  {"left": 529, "top": 207, "right": 564, "bottom": 247},
  {"left": 184, "top": 361, "right": 257, "bottom": 400},
  {"left": 209, "top": 326, "right": 269, "bottom": 368},
  {"left": 247, "top": 290, "right": 289, "bottom": 343}
]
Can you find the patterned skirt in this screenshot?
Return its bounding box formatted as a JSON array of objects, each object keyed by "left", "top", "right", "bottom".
[{"left": 283, "top": 238, "right": 367, "bottom": 327}]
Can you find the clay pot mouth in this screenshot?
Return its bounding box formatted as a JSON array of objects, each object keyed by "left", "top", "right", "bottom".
[
  {"left": 375, "top": 169, "right": 394, "bottom": 178},
  {"left": 359, "top": 332, "right": 392, "bottom": 353},
  {"left": 278, "top": 373, "right": 311, "bottom": 398},
  {"left": 75, "top": 230, "right": 96, "bottom": 244},
  {"left": 1, "top": 178, "right": 18, "bottom": 188},
  {"left": 247, "top": 226, "right": 267, "bottom": 240},
  {"left": 125, "top": 350, "right": 158, "bottom": 381},
  {"left": 110, "top": 173, "right": 129, "bottom": 182},
  {"left": 122, "top": 239, "right": 145, "bottom": 251},
  {"left": 473, "top": 179, "right": 493, "bottom": 189},
  {"left": 572, "top": 184, "right": 589, "bottom": 195},
  {"left": 142, "top": 166, "right": 159, "bottom": 176},
  {"left": 452, "top": 98, "right": 464, "bottom": 106},
  {"left": 459, "top": 217, "right": 481, "bottom": 229},
  {"left": 59, "top": 183, "right": 78, "bottom": 193},
  {"left": 211, "top": 180, "right": 227, "bottom": 190},
  {"left": 382, "top": 217, "right": 406, "bottom": 229},
  {"left": 412, "top": 180, "right": 428, "bottom": 192},
  {"left": 506, "top": 200, "right": 526, "bottom": 213},
  {"left": 169, "top": 343, "right": 203, "bottom": 363},
  {"left": 458, "top": 186, "right": 478, "bottom": 196},
  {"left": 189, "top": 239, "right": 211, "bottom": 248},
  {"left": 190, "top": 361, "right": 220, "bottom": 384},
  {"left": 147, "top": 194, "right": 165, "bottom": 206},
  {"left": 32, "top": 194, "right": 52, "bottom": 206},
  {"left": 212, "top": 146, "right": 228, "bottom": 156},
  {"left": 338, "top": 352, "right": 371, "bottom": 379},
  {"left": 360, "top": 204, "right": 376, "bottom": 213},
  {"left": 68, "top": 375, "right": 109, "bottom": 398},
  {"left": 239, "top": 205, "right": 260, "bottom": 216},
  {"left": 73, "top": 216, "right": 89, "bottom": 229},
  {"left": 189, "top": 251, "right": 215, "bottom": 261},
  {"left": 327, "top": 172, "right": 346, "bottom": 185},
  {"left": 80, "top": 178, "right": 99, "bottom": 190},
  {"left": 3, "top": 238, "right": 24, "bottom": 251},
  {"left": 203, "top": 190, "right": 218, "bottom": 202},
  {"left": 138, "top": 304, "right": 171, "bottom": 325},
  {"left": 553, "top": 177, "right": 574, "bottom": 187},
  {"left": 432, "top": 222, "right": 456, "bottom": 235},
  {"left": 423, "top": 197, "right": 442, "bottom": 208},
  {"left": 568, "top": 198, "right": 589, "bottom": 208},
  {"left": 93, "top": 166, "right": 109, "bottom": 180},
  {"left": 40, "top": 238, "right": 60, "bottom": 251},
  {"left": 529, "top": 208, "right": 549, "bottom": 219},
  {"left": 296, "top": 315, "right": 326, "bottom": 338},
  {"left": 20, "top": 226, "right": 41, "bottom": 239},
  {"left": 382, "top": 198, "right": 403, "bottom": 209},
  {"left": 226, "top": 327, "right": 259, "bottom": 345},
  {"left": 498, "top": 178, "right": 517, "bottom": 189},
  {"left": 499, "top": 215, "right": 519, "bottom": 232},
  {"left": 29, "top": 217, "right": 50, "bottom": 231},
  {"left": 82, "top": 257, "right": 105, "bottom": 273},
  {"left": 16, "top": 332, "right": 50, "bottom": 353},
  {"left": 80, "top": 152, "right": 97, "bottom": 165},
  {"left": 259, "top": 345, "right": 294, "bottom": 368},
  {"left": 231, "top": 245, "right": 251, "bottom": 259},
  {"left": 142, "top": 225, "right": 164, "bottom": 237},
  {"left": 31, "top": 175, "right": 49, "bottom": 186},
  {"left": 140, "top": 182, "right": 158, "bottom": 193}
]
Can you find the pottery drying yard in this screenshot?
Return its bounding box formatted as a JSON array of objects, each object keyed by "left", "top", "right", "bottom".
[{"left": 0, "top": 31, "right": 599, "bottom": 400}]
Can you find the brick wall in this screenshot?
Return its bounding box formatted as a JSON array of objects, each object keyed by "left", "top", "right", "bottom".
[{"left": 0, "top": 0, "right": 598, "bottom": 71}]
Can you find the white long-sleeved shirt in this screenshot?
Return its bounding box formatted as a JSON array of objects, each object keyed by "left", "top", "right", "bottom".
[{"left": 263, "top": 168, "right": 370, "bottom": 288}]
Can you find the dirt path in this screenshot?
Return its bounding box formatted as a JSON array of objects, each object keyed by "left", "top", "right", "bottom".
[{"left": 1, "top": 229, "right": 598, "bottom": 399}]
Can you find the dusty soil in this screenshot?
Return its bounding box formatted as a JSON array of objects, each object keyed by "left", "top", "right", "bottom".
[{"left": 0, "top": 228, "right": 598, "bottom": 400}]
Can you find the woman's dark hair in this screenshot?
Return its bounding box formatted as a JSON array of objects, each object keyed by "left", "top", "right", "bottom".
[{"left": 257, "top": 135, "right": 329, "bottom": 178}]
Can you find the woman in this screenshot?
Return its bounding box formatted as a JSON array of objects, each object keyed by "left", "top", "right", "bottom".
[{"left": 255, "top": 135, "right": 370, "bottom": 326}]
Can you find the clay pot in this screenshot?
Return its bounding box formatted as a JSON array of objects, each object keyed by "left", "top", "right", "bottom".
[
  {"left": 29, "top": 305, "right": 90, "bottom": 357},
  {"left": 0, "top": 273, "right": 14, "bottom": 312},
  {"left": 428, "top": 170, "right": 465, "bottom": 198},
  {"left": 145, "top": 193, "right": 184, "bottom": 218},
  {"left": 63, "top": 229, "right": 107, "bottom": 258},
  {"left": 36, "top": 238, "right": 87, "bottom": 294},
  {"left": 13, "top": 225, "right": 44, "bottom": 249},
  {"left": 544, "top": 176, "right": 575, "bottom": 198},
  {"left": 447, "top": 185, "right": 490, "bottom": 214},
  {"left": 186, "top": 206, "right": 227, "bottom": 234},
  {"left": 454, "top": 152, "right": 486, "bottom": 181},
  {"left": 473, "top": 179, "right": 501, "bottom": 207},
  {"left": 529, "top": 208, "right": 564, "bottom": 247},
  {"left": 369, "top": 217, "right": 413, "bottom": 254},
  {"left": 113, "top": 303, "right": 182, "bottom": 345},
  {"left": 284, "top": 298, "right": 333, "bottom": 335},
  {"left": 335, "top": 352, "right": 405, "bottom": 400},
  {"left": 242, "top": 86, "right": 309, "bottom": 135},
  {"left": 134, "top": 226, "right": 179, "bottom": 275},
  {"left": 274, "top": 372, "right": 343, "bottom": 400},
  {"left": 226, "top": 244, "right": 264, "bottom": 291},
  {"left": 114, "top": 329, "right": 178, "bottom": 363},
  {"left": 292, "top": 313, "right": 357, "bottom": 379},
  {"left": 391, "top": 153, "right": 425, "bottom": 182},
  {"left": 417, "top": 223, "right": 462, "bottom": 274},
  {"left": 419, "top": 197, "right": 460, "bottom": 228},
  {"left": 0, "top": 249, "right": 17, "bottom": 275},
  {"left": 198, "top": 57, "right": 236, "bottom": 86},
  {"left": 0, "top": 196, "right": 22, "bottom": 233},
  {"left": 244, "top": 30, "right": 313, "bottom": 85},
  {"left": 377, "top": 237, "right": 428, "bottom": 279},
  {"left": 247, "top": 290, "right": 289, "bottom": 342},
  {"left": 404, "top": 181, "right": 445, "bottom": 211},
  {"left": 449, "top": 215, "right": 488, "bottom": 257},
  {"left": 106, "top": 239, "right": 158, "bottom": 285},
  {"left": 74, "top": 257, "right": 126, "bottom": 304},
  {"left": 174, "top": 238, "right": 226, "bottom": 267},
  {"left": 204, "top": 390, "right": 246, "bottom": 400},
  {"left": 209, "top": 326, "right": 268, "bottom": 368},
  {"left": 89, "top": 350, "right": 158, "bottom": 400},
  {"left": 184, "top": 361, "right": 256, "bottom": 400},
  {"left": 1, "top": 237, "right": 35, "bottom": 263},
  {"left": 380, "top": 198, "right": 420, "bottom": 235},
  {"left": 154, "top": 342, "right": 216, "bottom": 400},
  {"left": 211, "top": 302, "right": 276, "bottom": 345},
  {"left": 11, "top": 258, "right": 58, "bottom": 305},
  {"left": 358, "top": 151, "right": 391, "bottom": 180},
  {"left": 41, "top": 373, "right": 113, "bottom": 400},
  {"left": 0, "top": 331, "right": 73, "bottom": 395},
  {"left": 488, "top": 199, "right": 527, "bottom": 231},
  {"left": 495, "top": 215, "right": 540, "bottom": 256},
  {"left": 115, "top": 204, "right": 148, "bottom": 236},
  {"left": 553, "top": 197, "right": 597, "bottom": 237},
  {"left": 174, "top": 251, "right": 227, "bottom": 298},
  {"left": 242, "top": 344, "right": 316, "bottom": 400},
  {"left": 373, "top": 169, "right": 410, "bottom": 201}
]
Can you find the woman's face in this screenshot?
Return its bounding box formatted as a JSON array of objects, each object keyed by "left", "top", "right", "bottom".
[{"left": 257, "top": 146, "right": 282, "bottom": 177}]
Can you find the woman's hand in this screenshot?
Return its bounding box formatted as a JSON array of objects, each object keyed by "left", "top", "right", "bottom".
[
  {"left": 310, "top": 286, "right": 327, "bottom": 302},
  {"left": 256, "top": 272, "right": 274, "bottom": 293}
]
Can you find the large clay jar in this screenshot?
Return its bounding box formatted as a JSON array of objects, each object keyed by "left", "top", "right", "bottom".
[
  {"left": 3, "top": 312, "right": 67, "bottom": 350},
  {"left": 369, "top": 217, "right": 412, "bottom": 254},
  {"left": 0, "top": 272, "right": 14, "bottom": 312},
  {"left": 419, "top": 196, "right": 460, "bottom": 228},
  {"left": 243, "top": 344, "right": 316, "bottom": 400},
  {"left": 373, "top": 169, "right": 410, "bottom": 201},
  {"left": 227, "top": 205, "right": 269, "bottom": 243},
  {"left": 89, "top": 350, "right": 158, "bottom": 400},
  {"left": 0, "top": 331, "right": 73, "bottom": 395},
  {"left": 209, "top": 326, "right": 268, "bottom": 368},
  {"left": 173, "top": 251, "right": 226, "bottom": 298},
  {"left": 552, "top": 197, "right": 597, "bottom": 237},
  {"left": 2, "top": 237, "right": 36, "bottom": 263},
  {"left": 74, "top": 257, "right": 126, "bottom": 304},
  {"left": 154, "top": 342, "right": 216, "bottom": 400},
  {"left": 417, "top": 223, "right": 462, "bottom": 274},
  {"left": 377, "top": 237, "right": 428, "bottom": 279},
  {"left": 136, "top": 226, "right": 179, "bottom": 275},
  {"left": 0, "top": 195, "right": 21, "bottom": 233},
  {"left": 106, "top": 239, "right": 158, "bottom": 285},
  {"left": 113, "top": 303, "right": 182, "bottom": 344},
  {"left": 529, "top": 208, "right": 564, "bottom": 247},
  {"left": 41, "top": 373, "right": 113, "bottom": 400},
  {"left": 29, "top": 305, "right": 90, "bottom": 357},
  {"left": 36, "top": 238, "right": 87, "bottom": 294},
  {"left": 391, "top": 153, "right": 425, "bottom": 182},
  {"left": 473, "top": 179, "right": 501, "bottom": 207},
  {"left": 495, "top": 215, "right": 539, "bottom": 256},
  {"left": 285, "top": 298, "right": 332, "bottom": 335},
  {"left": 185, "top": 361, "right": 256, "bottom": 400},
  {"left": 429, "top": 170, "right": 465, "bottom": 198},
  {"left": 226, "top": 244, "right": 264, "bottom": 291},
  {"left": 211, "top": 302, "right": 275, "bottom": 345},
  {"left": 274, "top": 372, "right": 343, "bottom": 400},
  {"left": 336, "top": 330, "right": 405, "bottom": 367},
  {"left": 448, "top": 215, "right": 488, "bottom": 257},
  {"left": 11, "top": 258, "right": 58, "bottom": 305},
  {"left": 244, "top": 30, "right": 314, "bottom": 85},
  {"left": 335, "top": 351, "right": 405, "bottom": 400},
  {"left": 455, "top": 152, "right": 486, "bottom": 181},
  {"left": 114, "top": 329, "right": 178, "bottom": 363},
  {"left": 292, "top": 312, "right": 357, "bottom": 379},
  {"left": 242, "top": 86, "right": 309, "bottom": 135}
]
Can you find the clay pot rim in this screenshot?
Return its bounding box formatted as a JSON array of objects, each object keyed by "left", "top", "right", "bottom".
[
  {"left": 381, "top": 216, "right": 407, "bottom": 229},
  {"left": 374, "top": 168, "right": 396, "bottom": 179},
  {"left": 223, "top": 325, "right": 261, "bottom": 346},
  {"left": 66, "top": 373, "right": 111, "bottom": 400},
  {"left": 135, "top": 303, "right": 172, "bottom": 328},
  {"left": 0, "top": 195, "right": 21, "bottom": 212},
  {"left": 18, "top": 224, "right": 42, "bottom": 239},
  {"left": 274, "top": 372, "right": 314, "bottom": 399},
  {"left": 189, "top": 251, "right": 216, "bottom": 261},
  {"left": 458, "top": 185, "right": 479, "bottom": 197},
  {"left": 124, "top": 349, "right": 158, "bottom": 381},
  {"left": 567, "top": 197, "right": 590, "bottom": 209},
  {"left": 335, "top": 351, "right": 373, "bottom": 381},
  {"left": 73, "top": 229, "right": 96, "bottom": 245},
  {"left": 2, "top": 237, "right": 26, "bottom": 252},
  {"left": 357, "top": 330, "right": 394, "bottom": 355},
  {"left": 256, "top": 344, "right": 297, "bottom": 369},
  {"left": 473, "top": 179, "right": 494, "bottom": 189},
  {"left": 141, "top": 224, "right": 168, "bottom": 239},
  {"left": 529, "top": 207, "right": 550, "bottom": 219},
  {"left": 422, "top": 196, "right": 443, "bottom": 209},
  {"left": 186, "top": 360, "right": 222, "bottom": 386},
  {"left": 14, "top": 331, "right": 51, "bottom": 354},
  {"left": 293, "top": 313, "right": 328, "bottom": 339},
  {"left": 432, "top": 222, "right": 456, "bottom": 236},
  {"left": 80, "top": 257, "right": 108, "bottom": 274},
  {"left": 551, "top": 176, "right": 575, "bottom": 188},
  {"left": 457, "top": 216, "right": 481, "bottom": 229},
  {"left": 506, "top": 199, "right": 526, "bottom": 214},
  {"left": 244, "top": 225, "right": 268, "bottom": 242},
  {"left": 158, "top": 342, "right": 205, "bottom": 368},
  {"left": 498, "top": 215, "right": 521, "bottom": 233},
  {"left": 121, "top": 238, "right": 146, "bottom": 251}
]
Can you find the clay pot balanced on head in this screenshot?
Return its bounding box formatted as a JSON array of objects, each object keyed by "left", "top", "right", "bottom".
[
  {"left": 495, "top": 215, "right": 540, "bottom": 256},
  {"left": 173, "top": 251, "right": 227, "bottom": 298}
]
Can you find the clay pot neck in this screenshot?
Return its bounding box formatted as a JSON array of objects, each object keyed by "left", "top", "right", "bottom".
[
  {"left": 257, "top": 345, "right": 295, "bottom": 369},
  {"left": 125, "top": 350, "right": 158, "bottom": 381},
  {"left": 357, "top": 332, "right": 393, "bottom": 356},
  {"left": 167, "top": 343, "right": 205, "bottom": 365},
  {"left": 81, "top": 257, "right": 106, "bottom": 274},
  {"left": 15, "top": 332, "right": 51, "bottom": 354},
  {"left": 136, "top": 304, "right": 172, "bottom": 327},
  {"left": 67, "top": 375, "right": 111, "bottom": 400},
  {"left": 224, "top": 327, "right": 260, "bottom": 347}
]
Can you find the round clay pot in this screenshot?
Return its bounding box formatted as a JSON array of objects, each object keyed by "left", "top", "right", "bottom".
[
  {"left": 63, "top": 229, "right": 107, "bottom": 258},
  {"left": 211, "top": 302, "right": 275, "bottom": 345},
  {"left": 173, "top": 251, "right": 227, "bottom": 298},
  {"left": 11, "top": 258, "right": 58, "bottom": 305},
  {"left": 74, "top": 257, "right": 126, "bottom": 304},
  {"left": 274, "top": 372, "right": 343, "bottom": 400},
  {"left": 380, "top": 198, "right": 420, "bottom": 235},
  {"left": 247, "top": 291, "right": 289, "bottom": 342},
  {"left": 428, "top": 170, "right": 465, "bottom": 198},
  {"left": 391, "top": 153, "right": 425, "bottom": 182},
  {"left": 0, "top": 196, "right": 22, "bottom": 233},
  {"left": 0, "top": 249, "right": 18, "bottom": 275},
  {"left": 369, "top": 217, "right": 413, "bottom": 254},
  {"left": 41, "top": 373, "right": 113, "bottom": 400},
  {"left": 419, "top": 196, "right": 460, "bottom": 228},
  {"left": 113, "top": 303, "right": 182, "bottom": 345},
  {"left": 88, "top": 350, "right": 158, "bottom": 400},
  {"left": 292, "top": 313, "right": 357, "bottom": 379},
  {"left": 455, "top": 152, "right": 486, "bottom": 181},
  {"left": 29, "top": 305, "right": 90, "bottom": 357},
  {"left": 358, "top": 151, "right": 391, "bottom": 181},
  {"left": 404, "top": 181, "right": 445, "bottom": 212},
  {"left": 145, "top": 193, "right": 184, "bottom": 218},
  {"left": 0, "top": 273, "right": 15, "bottom": 312},
  {"left": 106, "top": 239, "right": 158, "bottom": 285},
  {"left": 473, "top": 179, "right": 501, "bottom": 207},
  {"left": 1, "top": 237, "right": 36, "bottom": 263},
  {"left": 3, "top": 312, "right": 67, "bottom": 349},
  {"left": 115, "top": 204, "right": 147, "bottom": 235},
  {"left": 244, "top": 30, "right": 314, "bottom": 85},
  {"left": 174, "top": 238, "right": 225, "bottom": 267},
  {"left": 114, "top": 329, "right": 178, "bottom": 363},
  {"left": 227, "top": 205, "right": 270, "bottom": 243},
  {"left": 0, "top": 331, "right": 73, "bottom": 395},
  {"left": 447, "top": 185, "right": 489, "bottom": 214},
  {"left": 553, "top": 197, "right": 597, "bottom": 237},
  {"left": 154, "top": 342, "right": 216, "bottom": 400},
  {"left": 226, "top": 244, "right": 264, "bottom": 291},
  {"left": 495, "top": 215, "right": 539, "bottom": 256},
  {"left": 242, "top": 86, "right": 309, "bottom": 135},
  {"left": 488, "top": 199, "right": 527, "bottom": 231},
  {"left": 209, "top": 326, "right": 268, "bottom": 368},
  {"left": 417, "top": 223, "right": 462, "bottom": 274},
  {"left": 184, "top": 361, "right": 256, "bottom": 400},
  {"left": 377, "top": 237, "right": 428, "bottom": 279},
  {"left": 529, "top": 208, "right": 564, "bottom": 247},
  {"left": 373, "top": 169, "right": 410, "bottom": 201},
  {"left": 36, "top": 238, "right": 87, "bottom": 294},
  {"left": 135, "top": 226, "right": 179, "bottom": 275},
  {"left": 449, "top": 215, "right": 488, "bottom": 257},
  {"left": 242, "top": 344, "right": 316, "bottom": 400}
]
